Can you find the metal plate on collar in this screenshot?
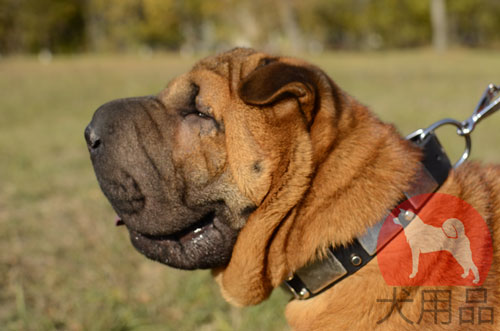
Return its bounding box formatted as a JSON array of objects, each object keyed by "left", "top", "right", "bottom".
[
  {"left": 294, "top": 250, "right": 347, "bottom": 296},
  {"left": 405, "top": 165, "right": 439, "bottom": 199},
  {"left": 358, "top": 219, "right": 384, "bottom": 256}
]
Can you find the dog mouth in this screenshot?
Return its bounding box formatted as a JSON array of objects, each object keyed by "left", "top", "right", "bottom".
[
  {"left": 122, "top": 211, "right": 239, "bottom": 270},
  {"left": 96, "top": 173, "right": 240, "bottom": 270}
]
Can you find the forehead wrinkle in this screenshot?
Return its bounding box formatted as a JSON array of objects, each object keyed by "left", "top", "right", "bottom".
[
  {"left": 194, "top": 59, "right": 228, "bottom": 77},
  {"left": 192, "top": 48, "right": 260, "bottom": 96},
  {"left": 196, "top": 60, "right": 231, "bottom": 93}
]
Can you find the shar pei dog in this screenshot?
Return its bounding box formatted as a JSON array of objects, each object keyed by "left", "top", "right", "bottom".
[{"left": 85, "top": 48, "right": 499, "bottom": 330}]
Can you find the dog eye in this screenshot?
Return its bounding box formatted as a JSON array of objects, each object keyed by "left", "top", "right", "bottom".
[
  {"left": 180, "top": 109, "right": 212, "bottom": 120},
  {"left": 179, "top": 83, "right": 213, "bottom": 120},
  {"left": 180, "top": 103, "right": 214, "bottom": 120},
  {"left": 195, "top": 111, "right": 210, "bottom": 119}
]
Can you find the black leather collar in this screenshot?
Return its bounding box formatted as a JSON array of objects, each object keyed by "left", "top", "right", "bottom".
[{"left": 283, "top": 132, "right": 453, "bottom": 300}]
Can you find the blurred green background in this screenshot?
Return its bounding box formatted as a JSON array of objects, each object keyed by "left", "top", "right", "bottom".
[
  {"left": 1, "top": 1, "right": 500, "bottom": 330},
  {"left": 1, "top": 0, "right": 500, "bottom": 55},
  {"left": 1, "top": 0, "right": 500, "bottom": 54}
]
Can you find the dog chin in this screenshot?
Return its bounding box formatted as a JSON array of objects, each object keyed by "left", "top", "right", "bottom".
[{"left": 127, "top": 213, "right": 239, "bottom": 270}]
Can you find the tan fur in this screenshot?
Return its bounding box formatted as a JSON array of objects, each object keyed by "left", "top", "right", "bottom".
[
  {"left": 166, "top": 49, "right": 500, "bottom": 329},
  {"left": 285, "top": 165, "right": 500, "bottom": 330}
]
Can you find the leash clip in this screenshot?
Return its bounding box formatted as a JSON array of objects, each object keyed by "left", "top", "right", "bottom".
[
  {"left": 407, "top": 83, "right": 500, "bottom": 168},
  {"left": 460, "top": 83, "right": 500, "bottom": 136}
]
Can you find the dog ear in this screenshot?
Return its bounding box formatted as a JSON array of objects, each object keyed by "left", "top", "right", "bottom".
[{"left": 238, "top": 61, "right": 318, "bottom": 123}]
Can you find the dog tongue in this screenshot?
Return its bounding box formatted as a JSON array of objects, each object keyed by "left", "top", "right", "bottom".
[{"left": 115, "top": 216, "right": 125, "bottom": 227}]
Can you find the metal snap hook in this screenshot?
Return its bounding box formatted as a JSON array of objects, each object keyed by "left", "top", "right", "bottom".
[
  {"left": 459, "top": 84, "right": 500, "bottom": 136},
  {"left": 407, "top": 83, "right": 499, "bottom": 169}
]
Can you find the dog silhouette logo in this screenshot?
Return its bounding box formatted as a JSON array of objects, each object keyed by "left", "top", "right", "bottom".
[
  {"left": 393, "top": 209, "right": 479, "bottom": 283},
  {"left": 377, "top": 193, "right": 492, "bottom": 286}
]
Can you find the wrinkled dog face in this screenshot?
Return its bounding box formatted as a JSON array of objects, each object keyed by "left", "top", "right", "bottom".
[
  {"left": 85, "top": 48, "right": 319, "bottom": 270},
  {"left": 85, "top": 49, "right": 257, "bottom": 270}
]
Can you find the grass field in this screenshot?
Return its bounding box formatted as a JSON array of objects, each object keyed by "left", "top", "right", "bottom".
[{"left": 1, "top": 49, "right": 499, "bottom": 331}]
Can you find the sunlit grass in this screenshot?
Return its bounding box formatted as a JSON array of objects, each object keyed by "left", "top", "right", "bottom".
[{"left": 0, "top": 49, "right": 499, "bottom": 330}]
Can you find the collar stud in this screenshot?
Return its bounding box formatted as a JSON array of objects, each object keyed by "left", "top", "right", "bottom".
[{"left": 350, "top": 254, "right": 362, "bottom": 267}]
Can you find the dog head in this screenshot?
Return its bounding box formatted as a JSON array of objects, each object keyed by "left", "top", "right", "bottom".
[{"left": 85, "top": 48, "right": 336, "bottom": 271}]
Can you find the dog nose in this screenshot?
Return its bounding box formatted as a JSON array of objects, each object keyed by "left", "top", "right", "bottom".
[{"left": 85, "top": 125, "right": 102, "bottom": 151}]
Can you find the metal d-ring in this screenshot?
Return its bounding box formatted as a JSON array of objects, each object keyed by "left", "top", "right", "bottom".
[{"left": 406, "top": 118, "right": 472, "bottom": 168}]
